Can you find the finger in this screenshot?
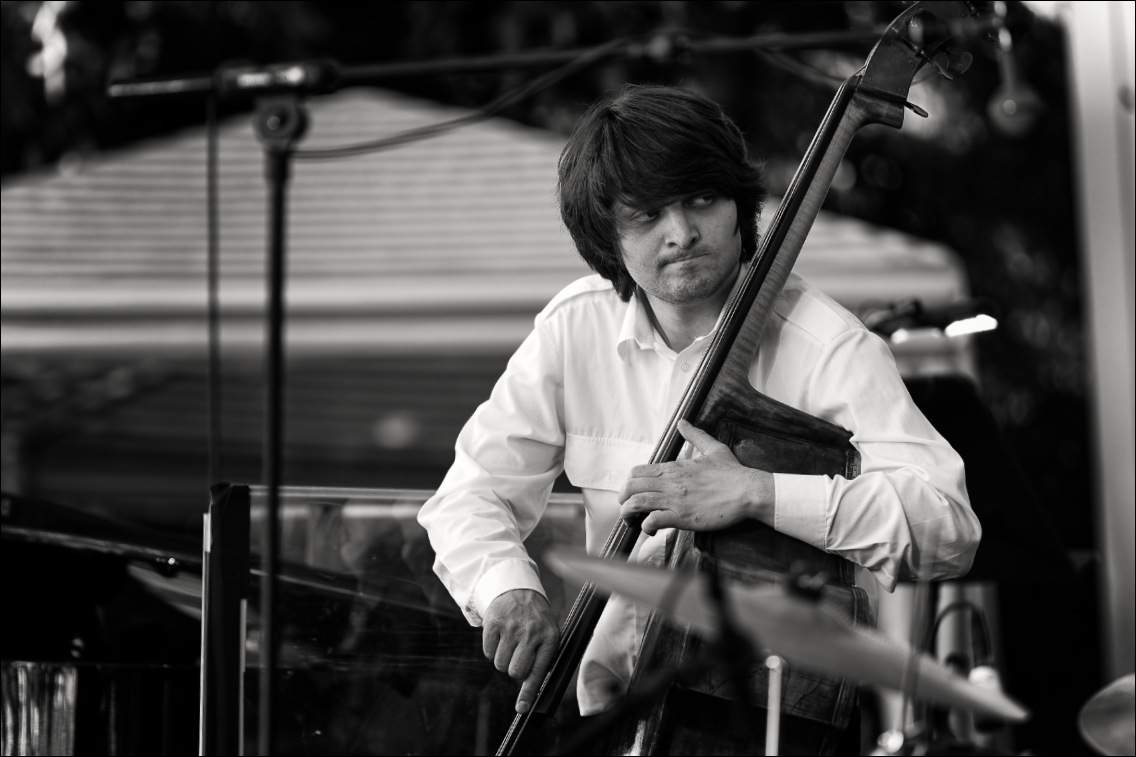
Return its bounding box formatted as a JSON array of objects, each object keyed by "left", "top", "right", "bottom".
[
  {"left": 628, "top": 464, "right": 665, "bottom": 479},
  {"left": 620, "top": 492, "right": 664, "bottom": 519},
  {"left": 516, "top": 636, "right": 558, "bottom": 714},
  {"left": 508, "top": 637, "right": 537, "bottom": 680},
  {"left": 677, "top": 420, "right": 726, "bottom": 456},
  {"left": 482, "top": 619, "right": 502, "bottom": 662},
  {"left": 493, "top": 631, "right": 520, "bottom": 674},
  {"left": 642, "top": 510, "right": 676, "bottom": 536},
  {"left": 618, "top": 476, "right": 667, "bottom": 504}
]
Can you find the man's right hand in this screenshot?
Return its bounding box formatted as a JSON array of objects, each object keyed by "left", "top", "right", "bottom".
[{"left": 482, "top": 588, "right": 560, "bottom": 714}]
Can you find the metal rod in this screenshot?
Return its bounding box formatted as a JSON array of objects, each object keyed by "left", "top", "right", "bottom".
[
  {"left": 257, "top": 147, "right": 290, "bottom": 756},
  {"left": 765, "top": 655, "right": 783, "bottom": 756}
]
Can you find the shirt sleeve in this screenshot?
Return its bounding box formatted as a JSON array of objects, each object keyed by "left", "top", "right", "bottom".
[
  {"left": 771, "top": 328, "right": 981, "bottom": 592},
  {"left": 418, "top": 321, "right": 566, "bottom": 625}
]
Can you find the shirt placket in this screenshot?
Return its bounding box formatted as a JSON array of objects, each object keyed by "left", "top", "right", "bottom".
[{"left": 666, "top": 340, "right": 712, "bottom": 459}]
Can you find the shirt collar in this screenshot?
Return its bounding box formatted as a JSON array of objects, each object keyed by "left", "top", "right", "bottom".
[
  {"left": 615, "top": 271, "right": 745, "bottom": 363},
  {"left": 616, "top": 288, "right": 663, "bottom": 362}
]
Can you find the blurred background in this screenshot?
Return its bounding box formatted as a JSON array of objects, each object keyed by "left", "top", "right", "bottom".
[
  {"left": 0, "top": 0, "right": 1090, "bottom": 518},
  {"left": 1, "top": 1, "right": 1132, "bottom": 755}
]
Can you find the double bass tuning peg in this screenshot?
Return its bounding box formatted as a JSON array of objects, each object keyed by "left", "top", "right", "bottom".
[
  {"left": 913, "top": 50, "right": 973, "bottom": 88},
  {"left": 905, "top": 101, "right": 930, "bottom": 118},
  {"left": 903, "top": 49, "right": 976, "bottom": 118},
  {"left": 929, "top": 49, "right": 975, "bottom": 81}
]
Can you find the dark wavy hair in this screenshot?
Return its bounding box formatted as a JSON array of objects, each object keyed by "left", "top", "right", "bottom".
[{"left": 557, "top": 84, "right": 767, "bottom": 301}]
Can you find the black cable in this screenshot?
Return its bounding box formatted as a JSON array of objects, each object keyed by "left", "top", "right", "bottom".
[
  {"left": 921, "top": 599, "right": 993, "bottom": 666},
  {"left": 755, "top": 47, "right": 942, "bottom": 91},
  {"left": 205, "top": 0, "right": 223, "bottom": 489},
  {"left": 292, "top": 36, "right": 631, "bottom": 161},
  {"left": 756, "top": 48, "right": 851, "bottom": 89},
  {"left": 205, "top": 92, "right": 222, "bottom": 486}
]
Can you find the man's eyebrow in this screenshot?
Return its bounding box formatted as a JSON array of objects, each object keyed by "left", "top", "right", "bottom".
[
  {"left": 612, "top": 200, "right": 642, "bottom": 217},
  {"left": 614, "top": 191, "right": 701, "bottom": 215}
]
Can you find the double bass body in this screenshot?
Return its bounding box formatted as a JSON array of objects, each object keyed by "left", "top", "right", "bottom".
[{"left": 606, "top": 404, "right": 870, "bottom": 755}]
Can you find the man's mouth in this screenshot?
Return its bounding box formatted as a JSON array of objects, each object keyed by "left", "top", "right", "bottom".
[{"left": 661, "top": 251, "right": 705, "bottom": 267}]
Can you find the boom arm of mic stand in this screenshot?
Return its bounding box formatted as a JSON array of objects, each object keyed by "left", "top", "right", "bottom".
[{"left": 105, "top": 29, "right": 887, "bottom": 100}]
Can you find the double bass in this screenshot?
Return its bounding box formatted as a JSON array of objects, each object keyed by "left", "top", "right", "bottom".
[{"left": 499, "top": 3, "right": 986, "bottom": 754}]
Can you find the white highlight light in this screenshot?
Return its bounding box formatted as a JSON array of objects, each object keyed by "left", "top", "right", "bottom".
[
  {"left": 890, "top": 327, "right": 943, "bottom": 344},
  {"left": 944, "top": 314, "right": 998, "bottom": 337}
]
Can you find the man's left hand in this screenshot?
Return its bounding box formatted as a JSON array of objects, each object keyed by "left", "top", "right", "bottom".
[{"left": 618, "top": 420, "right": 774, "bottom": 536}]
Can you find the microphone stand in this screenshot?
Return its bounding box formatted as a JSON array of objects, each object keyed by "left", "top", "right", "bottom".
[{"left": 251, "top": 94, "right": 308, "bottom": 757}]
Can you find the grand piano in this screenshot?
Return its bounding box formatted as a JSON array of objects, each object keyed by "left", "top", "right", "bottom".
[{"left": 2, "top": 486, "right": 587, "bottom": 755}]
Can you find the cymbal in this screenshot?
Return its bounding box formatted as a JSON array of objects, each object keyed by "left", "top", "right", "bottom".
[
  {"left": 4, "top": 520, "right": 439, "bottom": 615},
  {"left": 544, "top": 547, "right": 1029, "bottom": 723},
  {"left": 1080, "top": 673, "right": 1135, "bottom": 756}
]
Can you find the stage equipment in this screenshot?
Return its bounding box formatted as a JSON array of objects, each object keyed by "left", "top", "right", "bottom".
[
  {"left": 875, "top": 594, "right": 1016, "bottom": 755},
  {"left": 111, "top": 69, "right": 322, "bottom": 753},
  {"left": 543, "top": 548, "right": 1029, "bottom": 724},
  {"left": 194, "top": 485, "right": 594, "bottom": 755},
  {"left": 863, "top": 298, "right": 999, "bottom": 344},
  {"left": 498, "top": 4, "right": 991, "bottom": 754},
  {"left": 106, "top": 31, "right": 886, "bottom": 100},
  {"left": 1079, "top": 674, "right": 1135, "bottom": 756},
  {"left": 200, "top": 483, "right": 250, "bottom": 755},
  {"left": 1, "top": 492, "right": 203, "bottom": 755},
  {"left": 2, "top": 489, "right": 449, "bottom": 755}
]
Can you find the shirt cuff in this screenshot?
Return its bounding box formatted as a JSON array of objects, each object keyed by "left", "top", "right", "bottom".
[
  {"left": 772, "top": 473, "right": 829, "bottom": 551},
  {"left": 472, "top": 559, "right": 547, "bottom": 622}
]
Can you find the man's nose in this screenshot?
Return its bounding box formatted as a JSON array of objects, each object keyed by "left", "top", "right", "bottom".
[{"left": 661, "top": 206, "right": 698, "bottom": 248}]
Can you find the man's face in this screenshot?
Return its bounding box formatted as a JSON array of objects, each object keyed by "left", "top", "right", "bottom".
[{"left": 615, "top": 191, "right": 742, "bottom": 306}]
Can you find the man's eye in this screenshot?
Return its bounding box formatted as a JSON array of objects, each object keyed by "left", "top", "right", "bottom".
[
  {"left": 690, "top": 193, "right": 716, "bottom": 206},
  {"left": 637, "top": 209, "right": 660, "bottom": 222}
]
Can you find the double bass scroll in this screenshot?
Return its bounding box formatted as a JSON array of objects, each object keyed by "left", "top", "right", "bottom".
[{"left": 498, "top": 3, "right": 985, "bottom": 754}]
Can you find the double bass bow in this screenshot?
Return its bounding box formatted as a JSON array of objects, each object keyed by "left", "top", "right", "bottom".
[{"left": 498, "top": 3, "right": 985, "bottom": 754}]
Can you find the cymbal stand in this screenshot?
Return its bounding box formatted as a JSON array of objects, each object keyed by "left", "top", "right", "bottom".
[
  {"left": 558, "top": 562, "right": 766, "bottom": 755},
  {"left": 875, "top": 578, "right": 937, "bottom": 755},
  {"left": 875, "top": 588, "right": 1007, "bottom": 756},
  {"left": 765, "top": 654, "right": 784, "bottom": 756}
]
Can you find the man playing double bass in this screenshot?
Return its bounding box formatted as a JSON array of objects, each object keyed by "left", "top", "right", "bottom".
[{"left": 418, "top": 84, "right": 980, "bottom": 751}]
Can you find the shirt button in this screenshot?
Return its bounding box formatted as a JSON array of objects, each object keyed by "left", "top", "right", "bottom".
[{"left": 680, "top": 362, "right": 690, "bottom": 372}]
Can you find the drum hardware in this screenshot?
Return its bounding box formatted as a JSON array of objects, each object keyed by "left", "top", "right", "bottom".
[
  {"left": 555, "top": 561, "right": 779, "bottom": 756},
  {"left": 544, "top": 546, "right": 1030, "bottom": 754}
]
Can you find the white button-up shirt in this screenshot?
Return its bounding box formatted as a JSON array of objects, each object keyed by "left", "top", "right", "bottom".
[{"left": 419, "top": 271, "right": 979, "bottom": 712}]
